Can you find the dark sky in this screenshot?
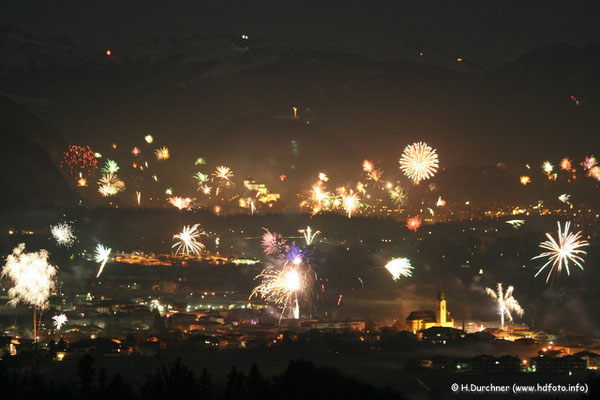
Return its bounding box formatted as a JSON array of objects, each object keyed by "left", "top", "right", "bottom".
[{"left": 2, "top": 0, "right": 600, "bottom": 68}]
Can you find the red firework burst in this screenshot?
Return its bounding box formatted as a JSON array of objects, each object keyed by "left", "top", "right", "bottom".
[{"left": 60, "top": 145, "right": 98, "bottom": 177}]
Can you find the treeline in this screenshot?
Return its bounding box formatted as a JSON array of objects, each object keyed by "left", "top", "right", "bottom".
[{"left": 0, "top": 354, "right": 403, "bottom": 400}]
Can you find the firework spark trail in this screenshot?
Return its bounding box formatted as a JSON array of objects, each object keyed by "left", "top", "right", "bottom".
[
  {"left": 50, "top": 223, "right": 75, "bottom": 247},
  {"left": 384, "top": 258, "right": 414, "bottom": 281},
  {"left": 532, "top": 221, "right": 589, "bottom": 283},
  {"left": 485, "top": 283, "right": 523, "bottom": 329},
  {"left": 172, "top": 224, "right": 205, "bottom": 256},
  {"left": 298, "top": 226, "right": 321, "bottom": 245},
  {"left": 399, "top": 142, "right": 439, "bottom": 184},
  {"left": 506, "top": 219, "right": 525, "bottom": 228},
  {"left": 94, "top": 244, "right": 112, "bottom": 278}
]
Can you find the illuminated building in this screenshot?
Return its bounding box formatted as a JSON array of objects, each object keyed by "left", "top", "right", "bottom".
[{"left": 406, "top": 291, "right": 455, "bottom": 334}]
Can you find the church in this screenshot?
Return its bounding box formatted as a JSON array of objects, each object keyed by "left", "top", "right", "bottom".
[{"left": 406, "top": 291, "right": 455, "bottom": 334}]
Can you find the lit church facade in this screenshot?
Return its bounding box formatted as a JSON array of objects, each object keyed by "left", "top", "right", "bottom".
[{"left": 406, "top": 292, "right": 455, "bottom": 334}]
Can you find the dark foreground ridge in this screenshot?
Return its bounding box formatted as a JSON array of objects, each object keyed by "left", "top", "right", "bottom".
[{"left": 0, "top": 354, "right": 402, "bottom": 400}]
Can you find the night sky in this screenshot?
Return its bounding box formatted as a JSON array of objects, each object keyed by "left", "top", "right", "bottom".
[
  {"left": 2, "top": 1, "right": 600, "bottom": 173},
  {"left": 1, "top": 0, "right": 599, "bottom": 67}
]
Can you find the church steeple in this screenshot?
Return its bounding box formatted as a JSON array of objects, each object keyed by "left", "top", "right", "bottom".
[{"left": 436, "top": 291, "right": 447, "bottom": 324}]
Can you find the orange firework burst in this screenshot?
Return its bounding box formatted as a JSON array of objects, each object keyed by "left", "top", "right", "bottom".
[
  {"left": 520, "top": 176, "right": 531, "bottom": 185},
  {"left": 560, "top": 157, "right": 572, "bottom": 171},
  {"left": 399, "top": 142, "right": 439, "bottom": 184},
  {"left": 406, "top": 216, "right": 422, "bottom": 231},
  {"left": 154, "top": 146, "right": 170, "bottom": 160},
  {"left": 168, "top": 196, "right": 191, "bottom": 210},
  {"left": 212, "top": 166, "right": 233, "bottom": 181}
]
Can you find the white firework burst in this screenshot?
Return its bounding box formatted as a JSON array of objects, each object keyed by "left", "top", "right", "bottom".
[
  {"left": 172, "top": 224, "right": 205, "bottom": 256},
  {"left": 399, "top": 142, "right": 439, "bottom": 184},
  {"left": 50, "top": 222, "right": 76, "bottom": 247},
  {"left": 94, "top": 244, "right": 112, "bottom": 278},
  {"left": 53, "top": 314, "right": 68, "bottom": 330},
  {"left": 384, "top": 258, "right": 414, "bottom": 281},
  {"left": 485, "top": 283, "right": 523, "bottom": 329},
  {"left": 532, "top": 221, "right": 589, "bottom": 283}
]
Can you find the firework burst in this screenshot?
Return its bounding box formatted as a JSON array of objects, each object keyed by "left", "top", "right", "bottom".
[
  {"left": 342, "top": 191, "right": 361, "bottom": 218},
  {"left": 168, "top": 196, "right": 192, "bottom": 210},
  {"left": 1, "top": 243, "right": 57, "bottom": 309},
  {"left": 532, "top": 221, "right": 589, "bottom": 283},
  {"left": 399, "top": 142, "right": 439, "bottom": 184},
  {"left": 384, "top": 258, "right": 414, "bottom": 281},
  {"left": 50, "top": 222, "right": 75, "bottom": 247},
  {"left": 194, "top": 172, "right": 209, "bottom": 188},
  {"left": 172, "top": 224, "right": 205, "bottom": 256},
  {"left": 506, "top": 219, "right": 525, "bottom": 228},
  {"left": 406, "top": 216, "right": 422, "bottom": 232},
  {"left": 558, "top": 193, "right": 570, "bottom": 204},
  {"left": 155, "top": 146, "right": 170, "bottom": 160},
  {"left": 583, "top": 155, "right": 597, "bottom": 170},
  {"left": 261, "top": 228, "right": 288, "bottom": 255},
  {"left": 212, "top": 166, "right": 233, "bottom": 181},
  {"left": 588, "top": 166, "right": 600, "bottom": 181},
  {"left": 98, "top": 172, "right": 125, "bottom": 196},
  {"left": 560, "top": 157, "right": 572, "bottom": 171},
  {"left": 520, "top": 176, "right": 531, "bottom": 185},
  {"left": 1, "top": 244, "right": 58, "bottom": 340},
  {"left": 388, "top": 185, "right": 407, "bottom": 205},
  {"left": 94, "top": 244, "right": 112, "bottom": 278},
  {"left": 101, "top": 159, "right": 120, "bottom": 173},
  {"left": 298, "top": 226, "right": 321, "bottom": 245},
  {"left": 53, "top": 314, "right": 68, "bottom": 330},
  {"left": 61, "top": 145, "right": 98, "bottom": 178},
  {"left": 485, "top": 283, "right": 523, "bottom": 329}
]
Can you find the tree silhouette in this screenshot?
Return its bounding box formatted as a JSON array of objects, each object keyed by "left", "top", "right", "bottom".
[{"left": 77, "top": 353, "right": 96, "bottom": 399}]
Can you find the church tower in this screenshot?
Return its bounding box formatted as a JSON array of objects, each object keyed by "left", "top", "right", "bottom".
[{"left": 436, "top": 291, "right": 447, "bottom": 324}]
